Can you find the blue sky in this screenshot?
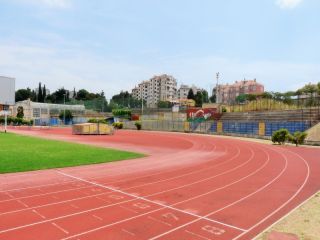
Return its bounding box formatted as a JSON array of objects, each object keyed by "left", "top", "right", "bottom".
[{"left": 0, "top": 0, "right": 319, "bottom": 99}]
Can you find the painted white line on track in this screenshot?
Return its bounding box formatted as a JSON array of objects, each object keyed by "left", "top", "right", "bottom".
[
  {"left": 185, "top": 230, "right": 211, "bottom": 240},
  {"left": 0, "top": 144, "right": 251, "bottom": 236},
  {"left": 0, "top": 142, "right": 253, "bottom": 236},
  {"left": 238, "top": 148, "right": 311, "bottom": 240},
  {"left": 0, "top": 145, "right": 237, "bottom": 216},
  {"left": 58, "top": 171, "right": 246, "bottom": 233},
  {"left": 148, "top": 216, "right": 172, "bottom": 227},
  {"left": 32, "top": 210, "right": 46, "bottom": 219},
  {"left": 149, "top": 145, "right": 275, "bottom": 240},
  {"left": 121, "top": 228, "right": 136, "bottom": 236},
  {"left": 51, "top": 222, "right": 69, "bottom": 235}
]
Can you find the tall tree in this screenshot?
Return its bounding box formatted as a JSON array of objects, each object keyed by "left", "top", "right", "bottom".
[
  {"left": 15, "top": 88, "right": 32, "bottom": 102},
  {"left": 42, "top": 85, "right": 47, "bottom": 102},
  {"left": 38, "top": 82, "right": 43, "bottom": 102},
  {"left": 187, "top": 89, "right": 195, "bottom": 100},
  {"left": 194, "top": 92, "right": 203, "bottom": 107},
  {"left": 201, "top": 90, "right": 209, "bottom": 103}
]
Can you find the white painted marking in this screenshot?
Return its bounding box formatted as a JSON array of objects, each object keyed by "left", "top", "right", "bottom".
[
  {"left": 0, "top": 185, "right": 95, "bottom": 204},
  {"left": 148, "top": 216, "right": 172, "bottom": 226},
  {"left": 17, "top": 199, "right": 28, "bottom": 207},
  {"left": 92, "top": 214, "right": 103, "bottom": 221},
  {"left": 235, "top": 148, "right": 311, "bottom": 240},
  {"left": 121, "top": 228, "right": 135, "bottom": 236},
  {"left": 32, "top": 210, "right": 46, "bottom": 219},
  {"left": 132, "top": 202, "right": 151, "bottom": 209},
  {"left": 162, "top": 212, "right": 179, "bottom": 221},
  {"left": 52, "top": 222, "right": 69, "bottom": 235},
  {"left": 185, "top": 230, "right": 211, "bottom": 240},
  {"left": 202, "top": 225, "right": 225, "bottom": 235},
  {"left": 108, "top": 195, "right": 124, "bottom": 200},
  {"left": 70, "top": 204, "right": 79, "bottom": 209},
  {"left": 119, "top": 205, "right": 139, "bottom": 214}
]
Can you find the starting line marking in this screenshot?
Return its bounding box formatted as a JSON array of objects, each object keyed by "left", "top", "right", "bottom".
[
  {"left": 185, "top": 230, "right": 211, "bottom": 240},
  {"left": 57, "top": 171, "right": 246, "bottom": 232}
]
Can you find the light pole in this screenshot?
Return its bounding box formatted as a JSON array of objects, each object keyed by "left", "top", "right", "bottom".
[
  {"left": 216, "top": 72, "right": 220, "bottom": 104},
  {"left": 63, "top": 93, "right": 66, "bottom": 125}
]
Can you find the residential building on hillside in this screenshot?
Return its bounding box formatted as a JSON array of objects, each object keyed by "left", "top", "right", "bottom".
[
  {"left": 216, "top": 79, "right": 264, "bottom": 104},
  {"left": 132, "top": 74, "right": 177, "bottom": 108},
  {"left": 177, "top": 84, "right": 202, "bottom": 99}
]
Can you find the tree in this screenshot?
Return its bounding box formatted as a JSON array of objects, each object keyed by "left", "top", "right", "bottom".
[
  {"left": 15, "top": 88, "right": 32, "bottom": 102},
  {"left": 194, "top": 92, "right": 203, "bottom": 107},
  {"left": 201, "top": 90, "right": 209, "bottom": 103},
  {"left": 49, "top": 88, "right": 69, "bottom": 103},
  {"left": 59, "top": 110, "right": 73, "bottom": 123},
  {"left": 16, "top": 106, "right": 24, "bottom": 119},
  {"left": 288, "top": 131, "right": 308, "bottom": 147},
  {"left": 236, "top": 94, "right": 247, "bottom": 103},
  {"left": 271, "top": 129, "right": 290, "bottom": 145},
  {"left": 210, "top": 87, "right": 217, "bottom": 103},
  {"left": 261, "top": 92, "right": 273, "bottom": 99},
  {"left": 157, "top": 101, "right": 171, "bottom": 108},
  {"left": 37, "top": 82, "right": 43, "bottom": 102},
  {"left": 42, "top": 85, "right": 47, "bottom": 102},
  {"left": 187, "top": 89, "right": 195, "bottom": 100}
]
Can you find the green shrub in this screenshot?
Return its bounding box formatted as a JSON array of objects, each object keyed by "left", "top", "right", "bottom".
[
  {"left": 112, "top": 122, "right": 123, "bottom": 129},
  {"left": 0, "top": 117, "right": 33, "bottom": 126},
  {"left": 272, "top": 128, "right": 290, "bottom": 145},
  {"left": 88, "top": 118, "right": 107, "bottom": 124},
  {"left": 112, "top": 109, "right": 131, "bottom": 117},
  {"left": 288, "top": 131, "right": 308, "bottom": 146},
  {"left": 134, "top": 121, "right": 142, "bottom": 130}
]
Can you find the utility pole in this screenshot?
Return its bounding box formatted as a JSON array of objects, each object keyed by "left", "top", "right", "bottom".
[
  {"left": 63, "top": 93, "right": 66, "bottom": 125},
  {"left": 216, "top": 72, "right": 220, "bottom": 104}
]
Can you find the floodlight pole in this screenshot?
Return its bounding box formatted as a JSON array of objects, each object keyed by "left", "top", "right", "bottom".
[
  {"left": 4, "top": 112, "right": 7, "bottom": 133},
  {"left": 63, "top": 94, "right": 66, "bottom": 125}
]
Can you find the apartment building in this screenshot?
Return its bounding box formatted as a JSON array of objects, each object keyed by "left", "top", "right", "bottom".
[
  {"left": 177, "top": 84, "right": 202, "bottom": 99},
  {"left": 216, "top": 79, "right": 264, "bottom": 104},
  {"left": 132, "top": 74, "right": 177, "bottom": 108}
]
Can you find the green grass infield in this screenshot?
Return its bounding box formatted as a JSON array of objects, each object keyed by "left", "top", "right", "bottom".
[{"left": 0, "top": 133, "right": 145, "bottom": 174}]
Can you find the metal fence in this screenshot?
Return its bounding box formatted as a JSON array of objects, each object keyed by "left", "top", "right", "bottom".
[{"left": 123, "top": 120, "right": 312, "bottom": 138}]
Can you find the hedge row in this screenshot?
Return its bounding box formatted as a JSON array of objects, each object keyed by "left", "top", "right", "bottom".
[{"left": 0, "top": 117, "right": 33, "bottom": 126}]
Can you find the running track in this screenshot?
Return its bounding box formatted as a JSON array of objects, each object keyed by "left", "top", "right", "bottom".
[{"left": 1, "top": 127, "right": 320, "bottom": 240}]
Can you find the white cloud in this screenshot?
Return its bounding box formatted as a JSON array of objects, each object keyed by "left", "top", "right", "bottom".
[
  {"left": 0, "top": 41, "right": 319, "bottom": 100},
  {"left": 276, "top": 0, "right": 303, "bottom": 9},
  {"left": 15, "top": 0, "right": 72, "bottom": 9}
]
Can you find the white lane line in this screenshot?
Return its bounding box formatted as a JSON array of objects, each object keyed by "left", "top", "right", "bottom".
[
  {"left": 51, "top": 222, "right": 69, "bottom": 235},
  {"left": 17, "top": 199, "right": 28, "bottom": 208},
  {"left": 121, "top": 228, "right": 136, "bottom": 236},
  {"left": 0, "top": 186, "right": 93, "bottom": 204},
  {"left": 185, "top": 230, "right": 211, "bottom": 240},
  {"left": 0, "top": 141, "right": 223, "bottom": 206},
  {"left": 238, "top": 148, "right": 311, "bottom": 240},
  {"left": 70, "top": 204, "right": 79, "bottom": 209},
  {"left": 119, "top": 206, "right": 139, "bottom": 214},
  {"left": 58, "top": 171, "right": 246, "bottom": 232},
  {"left": 0, "top": 145, "right": 247, "bottom": 236},
  {"left": 149, "top": 144, "right": 285, "bottom": 239},
  {"left": 0, "top": 144, "right": 236, "bottom": 217},
  {"left": 32, "top": 210, "right": 46, "bottom": 219},
  {"left": 0, "top": 191, "right": 113, "bottom": 216},
  {"left": 92, "top": 214, "right": 103, "bottom": 221},
  {"left": 0, "top": 180, "right": 76, "bottom": 193},
  {"left": 148, "top": 216, "right": 172, "bottom": 227}
]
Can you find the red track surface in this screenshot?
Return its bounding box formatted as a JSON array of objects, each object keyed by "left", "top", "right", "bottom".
[{"left": 1, "top": 127, "right": 320, "bottom": 240}]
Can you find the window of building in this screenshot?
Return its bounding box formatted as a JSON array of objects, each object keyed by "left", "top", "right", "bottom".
[
  {"left": 41, "top": 108, "right": 48, "bottom": 114},
  {"left": 33, "top": 108, "right": 40, "bottom": 118}
]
